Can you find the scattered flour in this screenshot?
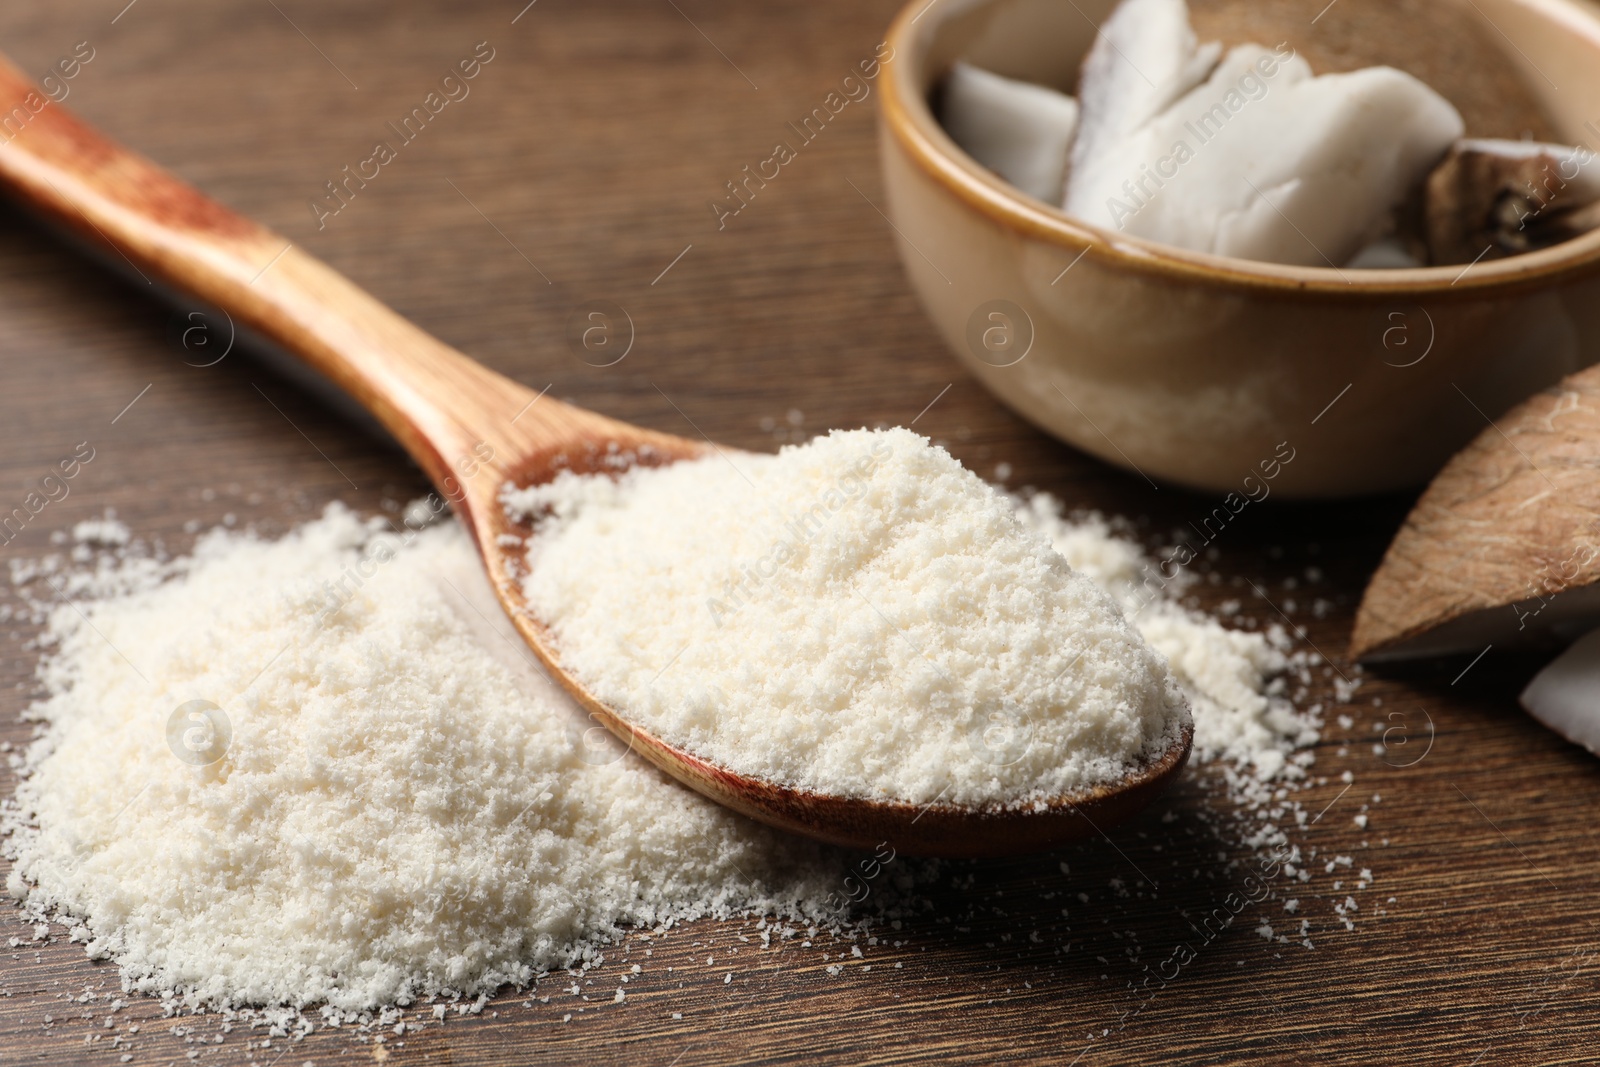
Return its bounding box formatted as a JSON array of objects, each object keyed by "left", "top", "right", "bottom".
[
  {"left": 505, "top": 428, "right": 1190, "bottom": 807},
  {"left": 69, "top": 518, "right": 131, "bottom": 547}
]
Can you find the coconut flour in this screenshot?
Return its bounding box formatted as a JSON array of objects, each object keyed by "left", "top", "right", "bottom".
[
  {"left": 4, "top": 507, "right": 836, "bottom": 1012},
  {"left": 4, "top": 437, "right": 1330, "bottom": 1013},
  {"left": 506, "top": 428, "right": 1190, "bottom": 807}
]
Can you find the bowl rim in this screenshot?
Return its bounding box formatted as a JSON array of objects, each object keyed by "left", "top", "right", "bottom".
[{"left": 881, "top": 0, "right": 1600, "bottom": 296}]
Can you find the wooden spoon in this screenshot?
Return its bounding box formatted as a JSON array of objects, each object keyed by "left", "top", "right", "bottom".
[{"left": 0, "top": 55, "right": 1190, "bottom": 858}]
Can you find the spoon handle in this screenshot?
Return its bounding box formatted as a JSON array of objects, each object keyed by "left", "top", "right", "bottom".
[{"left": 0, "top": 52, "right": 587, "bottom": 497}]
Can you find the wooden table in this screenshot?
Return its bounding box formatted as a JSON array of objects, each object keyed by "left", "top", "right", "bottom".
[{"left": 1, "top": 2, "right": 1596, "bottom": 1063}]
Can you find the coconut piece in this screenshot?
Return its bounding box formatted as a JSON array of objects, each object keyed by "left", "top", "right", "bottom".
[
  {"left": 1424, "top": 138, "right": 1600, "bottom": 265},
  {"left": 1068, "top": 40, "right": 1462, "bottom": 265},
  {"left": 1345, "top": 235, "right": 1423, "bottom": 270},
  {"left": 1521, "top": 627, "right": 1600, "bottom": 756},
  {"left": 941, "top": 61, "right": 1080, "bottom": 203},
  {"left": 1065, "top": 0, "right": 1220, "bottom": 217},
  {"left": 1351, "top": 360, "right": 1600, "bottom": 662}
]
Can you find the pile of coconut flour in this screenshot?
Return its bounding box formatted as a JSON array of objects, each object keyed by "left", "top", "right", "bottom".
[
  {"left": 2, "top": 507, "right": 838, "bottom": 1012},
  {"left": 509, "top": 428, "right": 1188, "bottom": 806},
  {"left": 3, "top": 427, "right": 1321, "bottom": 1012}
]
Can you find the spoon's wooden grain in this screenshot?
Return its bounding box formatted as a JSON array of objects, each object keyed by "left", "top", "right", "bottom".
[{"left": 0, "top": 54, "right": 1189, "bottom": 857}]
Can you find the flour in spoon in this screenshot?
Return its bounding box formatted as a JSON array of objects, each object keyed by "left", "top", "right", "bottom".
[{"left": 505, "top": 428, "right": 1191, "bottom": 807}]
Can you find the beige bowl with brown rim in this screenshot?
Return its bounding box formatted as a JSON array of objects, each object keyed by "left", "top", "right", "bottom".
[{"left": 878, "top": 0, "right": 1600, "bottom": 497}]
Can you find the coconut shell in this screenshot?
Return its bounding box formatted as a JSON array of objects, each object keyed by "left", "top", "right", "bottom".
[
  {"left": 1351, "top": 362, "right": 1600, "bottom": 662},
  {"left": 1425, "top": 141, "right": 1600, "bottom": 266}
]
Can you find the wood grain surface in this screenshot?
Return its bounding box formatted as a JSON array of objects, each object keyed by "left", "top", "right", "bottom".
[{"left": 0, "top": 2, "right": 1597, "bottom": 1065}]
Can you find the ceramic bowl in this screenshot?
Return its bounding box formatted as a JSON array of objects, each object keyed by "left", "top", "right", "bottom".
[{"left": 878, "top": 0, "right": 1600, "bottom": 497}]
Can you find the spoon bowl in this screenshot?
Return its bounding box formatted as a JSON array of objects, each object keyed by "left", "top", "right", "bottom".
[
  {"left": 484, "top": 434, "right": 1193, "bottom": 857},
  {"left": 0, "top": 52, "right": 1191, "bottom": 858}
]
